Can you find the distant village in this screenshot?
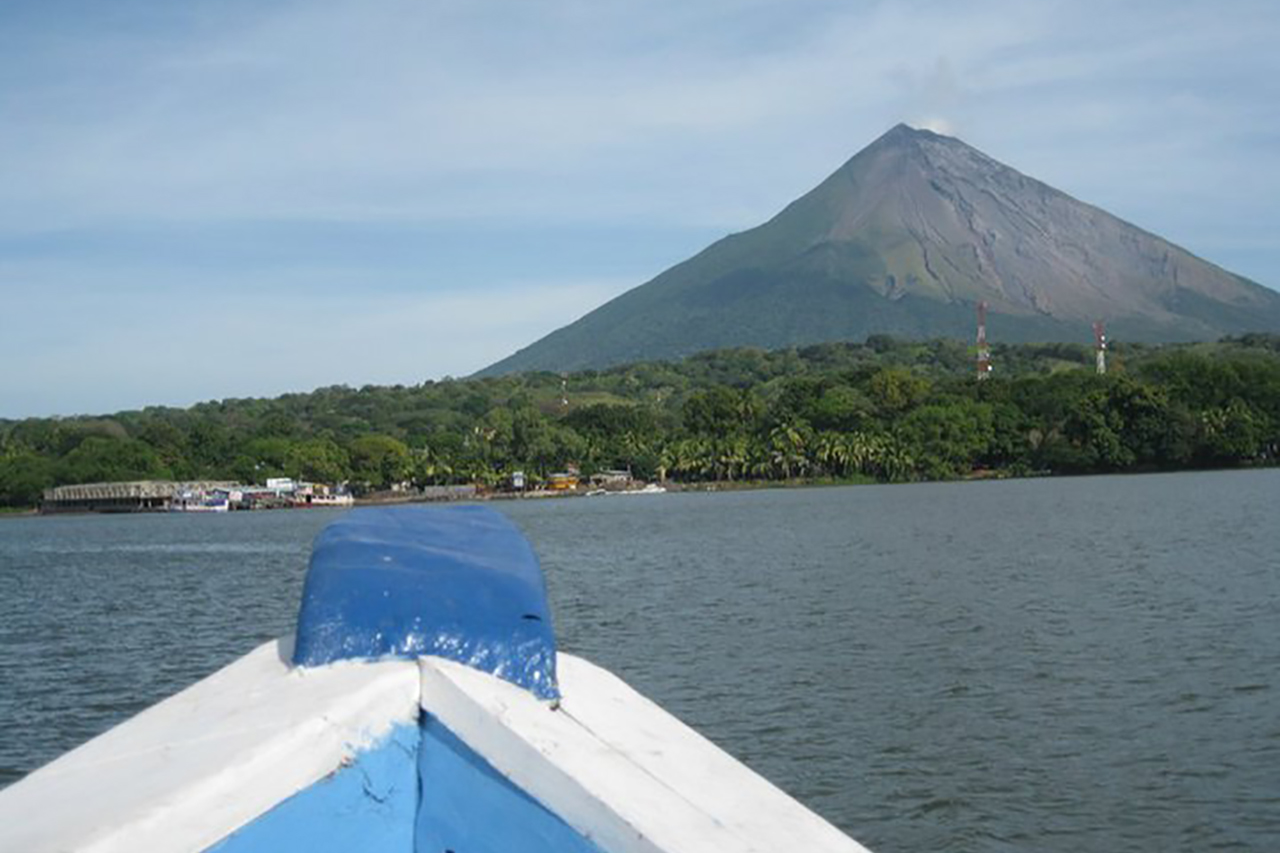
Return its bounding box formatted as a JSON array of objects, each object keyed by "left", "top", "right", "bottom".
[
  {"left": 41, "top": 478, "right": 358, "bottom": 514},
  {"left": 39, "top": 468, "right": 659, "bottom": 514}
]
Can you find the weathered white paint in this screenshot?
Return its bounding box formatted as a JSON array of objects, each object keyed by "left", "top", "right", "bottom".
[
  {"left": 419, "top": 653, "right": 873, "bottom": 853},
  {"left": 0, "top": 639, "right": 419, "bottom": 853},
  {"left": 1, "top": 644, "right": 873, "bottom": 853}
]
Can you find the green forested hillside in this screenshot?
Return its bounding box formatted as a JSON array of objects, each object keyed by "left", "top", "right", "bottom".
[{"left": 3, "top": 334, "right": 1279, "bottom": 508}]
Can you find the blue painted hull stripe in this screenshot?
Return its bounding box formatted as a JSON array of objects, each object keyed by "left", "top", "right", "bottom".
[
  {"left": 417, "top": 714, "right": 605, "bottom": 853},
  {"left": 207, "top": 713, "right": 603, "bottom": 853},
  {"left": 206, "top": 723, "right": 420, "bottom": 853}
]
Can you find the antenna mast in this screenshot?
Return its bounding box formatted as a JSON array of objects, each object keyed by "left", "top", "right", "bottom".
[
  {"left": 1093, "top": 321, "right": 1107, "bottom": 375},
  {"left": 976, "top": 301, "right": 992, "bottom": 380}
]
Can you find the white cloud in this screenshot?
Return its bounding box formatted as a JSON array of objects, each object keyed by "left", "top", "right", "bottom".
[
  {"left": 6, "top": 0, "right": 1275, "bottom": 233},
  {"left": 0, "top": 0, "right": 1044, "bottom": 226}
]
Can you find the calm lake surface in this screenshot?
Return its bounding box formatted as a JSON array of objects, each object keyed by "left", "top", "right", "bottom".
[{"left": 2, "top": 470, "right": 1278, "bottom": 852}]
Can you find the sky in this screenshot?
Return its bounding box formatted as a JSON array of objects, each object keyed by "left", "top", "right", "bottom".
[{"left": 2, "top": 0, "right": 1278, "bottom": 418}]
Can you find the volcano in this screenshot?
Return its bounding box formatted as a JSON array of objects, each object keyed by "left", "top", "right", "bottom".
[{"left": 480, "top": 124, "right": 1280, "bottom": 375}]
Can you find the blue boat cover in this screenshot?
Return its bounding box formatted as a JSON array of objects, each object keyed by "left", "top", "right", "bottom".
[{"left": 292, "top": 505, "right": 559, "bottom": 699}]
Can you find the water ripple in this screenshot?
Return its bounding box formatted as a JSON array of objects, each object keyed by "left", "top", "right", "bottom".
[{"left": 3, "top": 471, "right": 1279, "bottom": 852}]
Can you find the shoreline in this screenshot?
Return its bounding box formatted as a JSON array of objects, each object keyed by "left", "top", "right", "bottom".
[{"left": 6, "top": 464, "right": 1275, "bottom": 518}]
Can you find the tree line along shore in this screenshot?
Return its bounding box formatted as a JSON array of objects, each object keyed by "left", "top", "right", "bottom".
[{"left": 2, "top": 334, "right": 1278, "bottom": 510}]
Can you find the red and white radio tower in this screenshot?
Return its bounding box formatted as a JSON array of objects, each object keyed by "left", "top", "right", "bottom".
[
  {"left": 976, "top": 301, "right": 992, "bottom": 380},
  {"left": 1093, "top": 320, "right": 1107, "bottom": 375}
]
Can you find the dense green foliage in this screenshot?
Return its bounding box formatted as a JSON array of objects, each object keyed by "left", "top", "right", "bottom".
[{"left": 3, "top": 335, "right": 1279, "bottom": 508}]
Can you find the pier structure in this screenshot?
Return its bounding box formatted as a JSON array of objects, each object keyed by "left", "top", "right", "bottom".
[
  {"left": 41, "top": 480, "right": 187, "bottom": 514},
  {"left": 44, "top": 480, "right": 245, "bottom": 513}
]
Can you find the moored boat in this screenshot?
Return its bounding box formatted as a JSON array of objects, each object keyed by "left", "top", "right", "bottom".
[
  {"left": 169, "top": 488, "right": 232, "bottom": 512},
  {"left": 0, "top": 505, "right": 871, "bottom": 853},
  {"left": 613, "top": 483, "right": 667, "bottom": 495}
]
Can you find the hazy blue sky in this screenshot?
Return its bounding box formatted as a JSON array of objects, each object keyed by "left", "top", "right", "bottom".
[{"left": 3, "top": 0, "right": 1277, "bottom": 417}]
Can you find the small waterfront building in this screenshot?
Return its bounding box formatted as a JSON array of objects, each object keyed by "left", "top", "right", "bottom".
[
  {"left": 293, "top": 482, "right": 355, "bottom": 508},
  {"left": 548, "top": 472, "right": 579, "bottom": 491},
  {"left": 171, "top": 485, "right": 233, "bottom": 513},
  {"left": 590, "top": 469, "right": 633, "bottom": 488}
]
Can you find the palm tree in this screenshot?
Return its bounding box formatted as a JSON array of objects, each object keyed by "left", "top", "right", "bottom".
[
  {"left": 843, "top": 431, "right": 878, "bottom": 476},
  {"left": 815, "top": 431, "right": 849, "bottom": 477},
  {"left": 870, "top": 435, "right": 916, "bottom": 482},
  {"left": 715, "top": 435, "right": 751, "bottom": 481},
  {"left": 669, "top": 437, "right": 713, "bottom": 481},
  {"left": 767, "top": 421, "right": 810, "bottom": 480}
]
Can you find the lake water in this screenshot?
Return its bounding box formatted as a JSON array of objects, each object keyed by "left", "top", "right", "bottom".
[{"left": 1, "top": 470, "right": 1278, "bottom": 852}]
